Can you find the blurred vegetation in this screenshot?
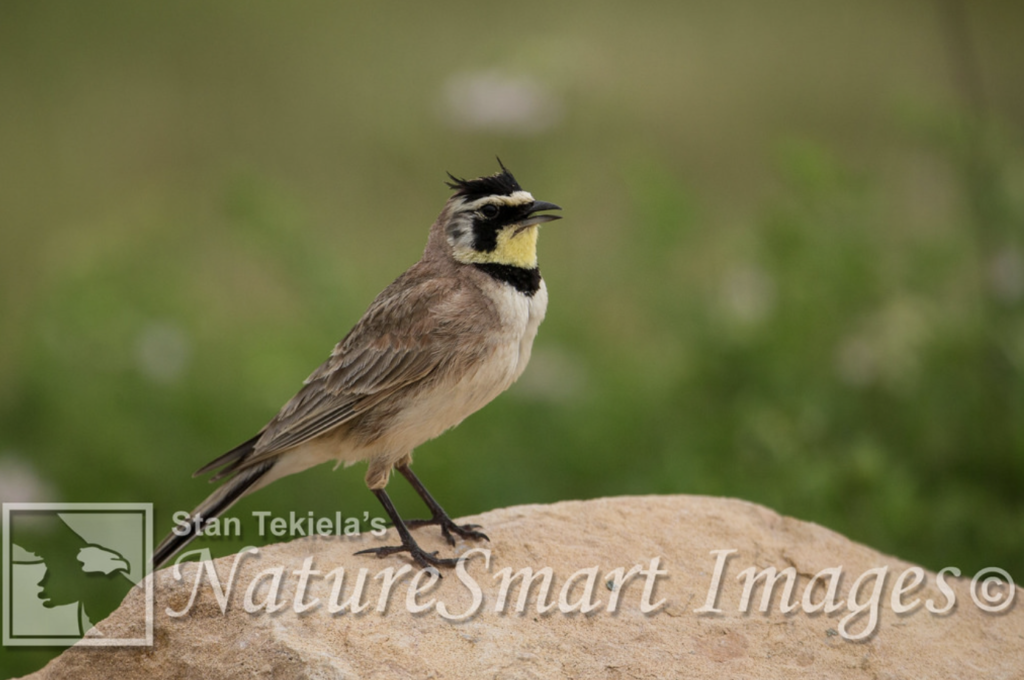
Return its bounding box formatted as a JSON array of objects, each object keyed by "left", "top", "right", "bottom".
[{"left": 2, "top": 1, "right": 1023, "bottom": 676}]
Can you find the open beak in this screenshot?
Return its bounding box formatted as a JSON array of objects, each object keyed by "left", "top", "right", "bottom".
[{"left": 519, "top": 200, "right": 562, "bottom": 228}]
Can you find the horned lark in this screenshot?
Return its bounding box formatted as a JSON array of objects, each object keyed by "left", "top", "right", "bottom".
[{"left": 153, "top": 163, "right": 561, "bottom": 570}]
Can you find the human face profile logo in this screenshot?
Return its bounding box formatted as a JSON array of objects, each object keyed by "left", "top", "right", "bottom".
[{"left": 2, "top": 503, "right": 154, "bottom": 646}]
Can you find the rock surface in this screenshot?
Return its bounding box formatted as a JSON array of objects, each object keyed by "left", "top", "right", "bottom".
[{"left": 20, "top": 495, "right": 1023, "bottom": 679}]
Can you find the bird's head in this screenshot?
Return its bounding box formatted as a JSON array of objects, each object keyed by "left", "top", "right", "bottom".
[{"left": 440, "top": 162, "right": 561, "bottom": 269}]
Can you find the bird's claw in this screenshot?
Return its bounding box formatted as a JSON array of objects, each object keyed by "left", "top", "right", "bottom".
[
  {"left": 405, "top": 516, "right": 490, "bottom": 546},
  {"left": 355, "top": 543, "right": 459, "bottom": 570}
]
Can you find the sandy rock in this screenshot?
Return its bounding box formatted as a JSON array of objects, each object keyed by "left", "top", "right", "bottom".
[{"left": 19, "top": 495, "right": 1023, "bottom": 679}]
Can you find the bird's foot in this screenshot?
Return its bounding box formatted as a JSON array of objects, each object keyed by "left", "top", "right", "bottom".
[
  {"left": 405, "top": 514, "right": 489, "bottom": 547},
  {"left": 355, "top": 539, "right": 459, "bottom": 570}
]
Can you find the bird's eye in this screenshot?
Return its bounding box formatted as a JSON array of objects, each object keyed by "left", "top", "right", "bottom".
[{"left": 480, "top": 204, "right": 499, "bottom": 219}]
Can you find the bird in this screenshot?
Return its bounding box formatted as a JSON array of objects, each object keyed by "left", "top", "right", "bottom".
[{"left": 153, "top": 162, "right": 561, "bottom": 570}]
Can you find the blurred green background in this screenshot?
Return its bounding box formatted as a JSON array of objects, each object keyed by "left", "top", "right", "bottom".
[{"left": 2, "top": 1, "right": 1023, "bottom": 675}]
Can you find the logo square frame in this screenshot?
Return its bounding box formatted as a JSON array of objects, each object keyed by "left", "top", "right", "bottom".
[{"left": 2, "top": 502, "right": 154, "bottom": 647}]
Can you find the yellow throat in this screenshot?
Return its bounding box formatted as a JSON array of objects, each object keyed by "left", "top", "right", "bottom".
[{"left": 458, "top": 225, "right": 539, "bottom": 269}]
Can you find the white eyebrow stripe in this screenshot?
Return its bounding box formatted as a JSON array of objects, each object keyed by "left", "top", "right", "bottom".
[{"left": 464, "top": 191, "right": 535, "bottom": 210}]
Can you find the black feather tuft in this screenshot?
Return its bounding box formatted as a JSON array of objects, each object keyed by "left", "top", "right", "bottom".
[{"left": 445, "top": 164, "right": 523, "bottom": 202}]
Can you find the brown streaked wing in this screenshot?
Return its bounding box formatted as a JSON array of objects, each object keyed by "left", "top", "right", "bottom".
[
  {"left": 232, "top": 271, "right": 493, "bottom": 468},
  {"left": 251, "top": 347, "right": 439, "bottom": 456}
]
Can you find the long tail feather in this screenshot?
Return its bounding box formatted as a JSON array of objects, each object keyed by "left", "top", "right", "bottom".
[
  {"left": 193, "top": 434, "right": 261, "bottom": 478},
  {"left": 153, "top": 459, "right": 275, "bottom": 570}
]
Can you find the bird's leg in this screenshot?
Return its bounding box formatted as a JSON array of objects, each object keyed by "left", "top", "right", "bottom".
[
  {"left": 397, "top": 463, "right": 489, "bottom": 546},
  {"left": 355, "top": 488, "right": 458, "bottom": 569}
]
